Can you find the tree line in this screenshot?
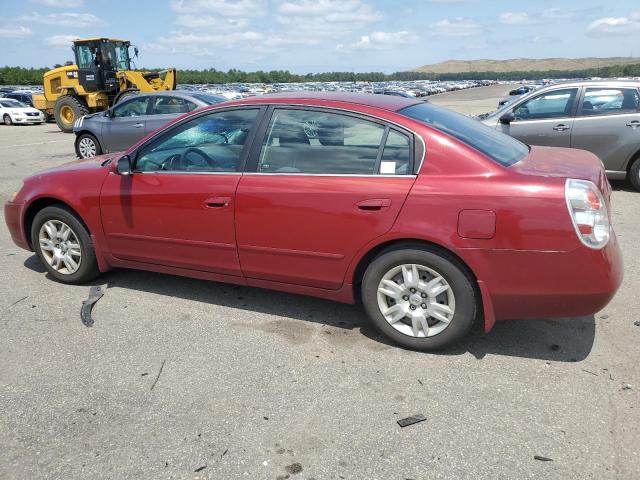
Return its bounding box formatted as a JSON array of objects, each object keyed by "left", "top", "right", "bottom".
[{"left": 2, "top": 63, "right": 640, "bottom": 86}]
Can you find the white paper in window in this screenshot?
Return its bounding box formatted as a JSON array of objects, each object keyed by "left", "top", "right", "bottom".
[{"left": 380, "top": 161, "right": 396, "bottom": 174}]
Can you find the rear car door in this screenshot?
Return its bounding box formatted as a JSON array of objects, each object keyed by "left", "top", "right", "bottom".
[
  {"left": 102, "top": 96, "right": 151, "bottom": 152},
  {"left": 100, "top": 107, "right": 263, "bottom": 275},
  {"left": 145, "top": 96, "right": 199, "bottom": 135},
  {"left": 571, "top": 86, "right": 640, "bottom": 172},
  {"left": 235, "top": 106, "right": 417, "bottom": 290},
  {"left": 499, "top": 87, "right": 579, "bottom": 147}
]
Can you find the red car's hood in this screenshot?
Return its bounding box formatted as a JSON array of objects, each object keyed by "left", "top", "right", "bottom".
[
  {"left": 30, "top": 152, "right": 121, "bottom": 178},
  {"left": 511, "top": 146, "right": 607, "bottom": 192}
]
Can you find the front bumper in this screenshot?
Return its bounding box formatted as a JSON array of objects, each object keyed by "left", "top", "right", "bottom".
[
  {"left": 12, "top": 115, "right": 44, "bottom": 124},
  {"left": 463, "top": 232, "right": 623, "bottom": 321},
  {"left": 4, "top": 202, "right": 30, "bottom": 251}
]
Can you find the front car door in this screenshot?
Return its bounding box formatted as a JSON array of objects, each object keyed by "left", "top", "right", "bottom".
[
  {"left": 99, "top": 107, "right": 263, "bottom": 276},
  {"left": 235, "top": 106, "right": 417, "bottom": 290},
  {"left": 498, "top": 87, "right": 579, "bottom": 147},
  {"left": 102, "top": 96, "right": 151, "bottom": 152},
  {"left": 571, "top": 86, "right": 640, "bottom": 174}
]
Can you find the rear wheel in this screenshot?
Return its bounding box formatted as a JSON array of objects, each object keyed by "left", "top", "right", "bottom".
[
  {"left": 31, "top": 205, "right": 100, "bottom": 284},
  {"left": 75, "top": 133, "right": 102, "bottom": 159},
  {"left": 54, "top": 95, "right": 89, "bottom": 133},
  {"left": 361, "top": 246, "right": 477, "bottom": 351},
  {"left": 3, "top": 114, "right": 12, "bottom": 126},
  {"left": 629, "top": 157, "right": 640, "bottom": 191}
]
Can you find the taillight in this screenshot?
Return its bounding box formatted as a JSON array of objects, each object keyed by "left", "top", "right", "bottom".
[{"left": 565, "top": 179, "right": 610, "bottom": 249}]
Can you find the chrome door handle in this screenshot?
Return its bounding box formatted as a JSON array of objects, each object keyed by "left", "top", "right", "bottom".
[
  {"left": 553, "top": 124, "right": 570, "bottom": 131},
  {"left": 626, "top": 121, "right": 640, "bottom": 129},
  {"left": 133, "top": 123, "right": 144, "bottom": 128},
  {"left": 356, "top": 198, "right": 391, "bottom": 211}
]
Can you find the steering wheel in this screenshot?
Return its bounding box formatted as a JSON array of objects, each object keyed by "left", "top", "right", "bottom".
[
  {"left": 182, "top": 147, "right": 218, "bottom": 168},
  {"left": 160, "top": 154, "right": 182, "bottom": 171}
]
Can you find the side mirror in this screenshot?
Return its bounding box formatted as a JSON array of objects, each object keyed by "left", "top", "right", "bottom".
[
  {"left": 105, "top": 108, "right": 114, "bottom": 118},
  {"left": 499, "top": 112, "right": 515, "bottom": 125},
  {"left": 116, "top": 155, "right": 132, "bottom": 175}
]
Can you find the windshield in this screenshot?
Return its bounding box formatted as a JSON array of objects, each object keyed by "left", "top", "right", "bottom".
[
  {"left": 192, "top": 93, "right": 227, "bottom": 105},
  {"left": 399, "top": 102, "right": 529, "bottom": 167},
  {"left": 0, "top": 99, "right": 26, "bottom": 108}
]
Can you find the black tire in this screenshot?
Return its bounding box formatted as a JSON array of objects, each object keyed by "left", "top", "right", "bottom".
[
  {"left": 114, "top": 89, "right": 139, "bottom": 104},
  {"left": 31, "top": 205, "right": 100, "bottom": 284},
  {"left": 54, "top": 95, "right": 89, "bottom": 133},
  {"left": 361, "top": 246, "right": 477, "bottom": 351},
  {"left": 3, "top": 114, "right": 12, "bottom": 126},
  {"left": 629, "top": 156, "right": 640, "bottom": 192},
  {"left": 75, "top": 132, "right": 102, "bottom": 159}
]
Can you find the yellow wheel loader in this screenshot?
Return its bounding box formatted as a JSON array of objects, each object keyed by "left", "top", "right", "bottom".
[{"left": 33, "top": 38, "right": 176, "bottom": 132}]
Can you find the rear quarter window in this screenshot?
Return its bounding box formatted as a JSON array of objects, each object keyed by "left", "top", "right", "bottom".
[{"left": 399, "top": 102, "right": 529, "bottom": 167}]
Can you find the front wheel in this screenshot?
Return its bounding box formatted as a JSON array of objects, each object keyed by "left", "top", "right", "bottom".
[
  {"left": 75, "top": 133, "right": 102, "bottom": 159},
  {"left": 361, "top": 247, "right": 477, "bottom": 351},
  {"left": 31, "top": 205, "right": 100, "bottom": 284},
  {"left": 629, "top": 157, "right": 640, "bottom": 192},
  {"left": 3, "top": 114, "right": 12, "bottom": 126}
]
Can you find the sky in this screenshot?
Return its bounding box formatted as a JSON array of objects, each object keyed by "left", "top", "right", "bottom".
[{"left": 1, "top": 0, "right": 640, "bottom": 73}]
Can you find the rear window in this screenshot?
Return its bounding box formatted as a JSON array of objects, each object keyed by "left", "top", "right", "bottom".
[{"left": 399, "top": 102, "right": 529, "bottom": 167}]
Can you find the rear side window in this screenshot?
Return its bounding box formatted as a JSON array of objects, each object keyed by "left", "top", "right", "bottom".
[
  {"left": 257, "top": 109, "right": 411, "bottom": 175},
  {"left": 152, "top": 96, "right": 198, "bottom": 115},
  {"left": 399, "top": 102, "right": 529, "bottom": 167},
  {"left": 580, "top": 88, "right": 640, "bottom": 116}
]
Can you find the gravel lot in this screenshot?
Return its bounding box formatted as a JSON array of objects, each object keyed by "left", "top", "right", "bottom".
[{"left": 1, "top": 87, "right": 639, "bottom": 480}]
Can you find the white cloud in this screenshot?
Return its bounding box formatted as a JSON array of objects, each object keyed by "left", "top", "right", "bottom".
[
  {"left": 587, "top": 12, "right": 640, "bottom": 37},
  {"left": 30, "top": 0, "right": 83, "bottom": 7},
  {"left": 338, "top": 30, "right": 418, "bottom": 51},
  {"left": 174, "top": 15, "right": 249, "bottom": 29},
  {"left": 170, "top": 0, "right": 266, "bottom": 17},
  {"left": 498, "top": 12, "right": 534, "bottom": 25},
  {"left": 44, "top": 34, "right": 79, "bottom": 46},
  {"left": 0, "top": 25, "right": 32, "bottom": 38},
  {"left": 430, "top": 17, "right": 481, "bottom": 37},
  {"left": 162, "top": 30, "right": 263, "bottom": 46},
  {"left": 19, "top": 12, "right": 101, "bottom": 27}
]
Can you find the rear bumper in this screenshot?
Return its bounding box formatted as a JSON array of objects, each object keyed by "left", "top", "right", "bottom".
[
  {"left": 4, "top": 202, "right": 31, "bottom": 251},
  {"left": 463, "top": 232, "right": 623, "bottom": 322}
]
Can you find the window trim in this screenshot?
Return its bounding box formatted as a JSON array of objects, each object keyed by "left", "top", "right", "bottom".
[
  {"left": 510, "top": 87, "right": 580, "bottom": 122},
  {"left": 243, "top": 105, "right": 417, "bottom": 176},
  {"left": 130, "top": 105, "right": 266, "bottom": 174},
  {"left": 575, "top": 86, "right": 640, "bottom": 118}
]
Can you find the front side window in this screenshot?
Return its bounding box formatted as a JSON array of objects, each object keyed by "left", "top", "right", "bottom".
[
  {"left": 400, "top": 102, "right": 529, "bottom": 167},
  {"left": 151, "top": 96, "right": 198, "bottom": 115},
  {"left": 113, "top": 97, "right": 150, "bottom": 118},
  {"left": 135, "top": 109, "right": 259, "bottom": 173},
  {"left": 257, "top": 109, "right": 410, "bottom": 175},
  {"left": 580, "top": 88, "right": 640, "bottom": 116},
  {"left": 513, "top": 88, "right": 578, "bottom": 120}
]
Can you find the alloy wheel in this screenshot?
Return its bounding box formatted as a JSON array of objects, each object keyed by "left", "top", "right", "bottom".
[
  {"left": 376, "top": 263, "right": 456, "bottom": 338},
  {"left": 78, "top": 137, "right": 97, "bottom": 158},
  {"left": 38, "top": 220, "right": 82, "bottom": 274}
]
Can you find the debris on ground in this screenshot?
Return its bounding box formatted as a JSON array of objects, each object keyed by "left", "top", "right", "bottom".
[
  {"left": 397, "top": 414, "right": 427, "bottom": 428},
  {"left": 194, "top": 465, "right": 207, "bottom": 472},
  {"left": 285, "top": 463, "right": 303, "bottom": 474},
  {"left": 582, "top": 369, "right": 598, "bottom": 376},
  {"left": 9, "top": 296, "right": 28, "bottom": 307},
  {"left": 634, "top": 320, "right": 640, "bottom": 327},
  {"left": 150, "top": 359, "right": 166, "bottom": 391},
  {"left": 534, "top": 455, "right": 553, "bottom": 462},
  {"left": 622, "top": 383, "right": 633, "bottom": 390},
  {"left": 600, "top": 314, "right": 609, "bottom": 319},
  {"left": 550, "top": 344, "right": 560, "bottom": 351},
  {"left": 221, "top": 448, "right": 228, "bottom": 458},
  {"left": 80, "top": 285, "right": 105, "bottom": 327}
]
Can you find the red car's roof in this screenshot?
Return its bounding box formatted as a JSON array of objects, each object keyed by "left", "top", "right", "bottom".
[{"left": 221, "top": 92, "right": 423, "bottom": 112}]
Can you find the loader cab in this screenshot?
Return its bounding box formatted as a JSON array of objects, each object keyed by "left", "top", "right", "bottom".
[{"left": 73, "top": 38, "right": 131, "bottom": 94}]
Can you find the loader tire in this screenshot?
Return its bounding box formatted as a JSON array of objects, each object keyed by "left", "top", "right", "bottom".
[{"left": 54, "top": 95, "right": 89, "bottom": 133}]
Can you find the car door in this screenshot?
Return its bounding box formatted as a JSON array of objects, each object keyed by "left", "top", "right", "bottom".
[
  {"left": 102, "top": 96, "right": 151, "bottom": 152},
  {"left": 498, "top": 87, "right": 579, "bottom": 147},
  {"left": 235, "top": 106, "right": 417, "bottom": 290},
  {"left": 100, "top": 107, "right": 263, "bottom": 276},
  {"left": 145, "top": 96, "right": 199, "bottom": 135},
  {"left": 571, "top": 86, "right": 640, "bottom": 172}
]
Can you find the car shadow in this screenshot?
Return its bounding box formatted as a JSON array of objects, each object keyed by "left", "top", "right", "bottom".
[
  {"left": 23, "top": 255, "right": 595, "bottom": 362},
  {"left": 610, "top": 179, "right": 636, "bottom": 192}
]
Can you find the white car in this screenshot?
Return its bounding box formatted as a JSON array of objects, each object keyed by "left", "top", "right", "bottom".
[{"left": 0, "top": 98, "right": 45, "bottom": 126}]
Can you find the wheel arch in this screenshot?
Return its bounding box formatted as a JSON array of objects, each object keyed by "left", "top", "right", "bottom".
[
  {"left": 75, "top": 129, "right": 104, "bottom": 153},
  {"left": 23, "top": 197, "right": 91, "bottom": 249},
  {"left": 626, "top": 148, "right": 640, "bottom": 173}
]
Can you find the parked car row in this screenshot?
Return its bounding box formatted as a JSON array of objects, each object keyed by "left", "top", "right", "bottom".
[{"left": 5, "top": 92, "right": 622, "bottom": 351}]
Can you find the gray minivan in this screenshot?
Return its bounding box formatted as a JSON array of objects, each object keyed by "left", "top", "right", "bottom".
[
  {"left": 481, "top": 80, "right": 640, "bottom": 190},
  {"left": 73, "top": 91, "right": 226, "bottom": 159}
]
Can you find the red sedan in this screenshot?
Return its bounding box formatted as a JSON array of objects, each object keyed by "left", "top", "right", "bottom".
[{"left": 4, "top": 93, "right": 623, "bottom": 350}]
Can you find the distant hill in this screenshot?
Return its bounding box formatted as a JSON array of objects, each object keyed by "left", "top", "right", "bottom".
[{"left": 412, "top": 57, "right": 640, "bottom": 74}]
